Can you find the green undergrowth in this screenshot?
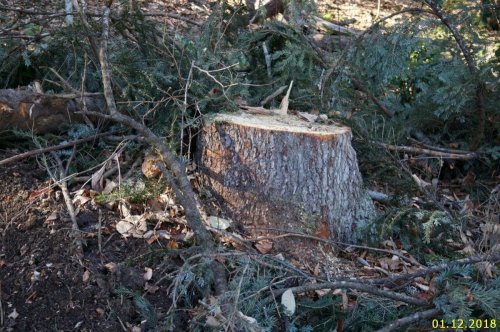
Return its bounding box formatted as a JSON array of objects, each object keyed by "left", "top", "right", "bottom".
[{"left": 95, "top": 179, "right": 164, "bottom": 205}]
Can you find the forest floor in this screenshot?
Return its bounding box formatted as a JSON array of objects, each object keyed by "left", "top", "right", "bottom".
[
  {"left": 1, "top": 1, "right": 495, "bottom": 331},
  {"left": 0, "top": 154, "right": 189, "bottom": 331}
]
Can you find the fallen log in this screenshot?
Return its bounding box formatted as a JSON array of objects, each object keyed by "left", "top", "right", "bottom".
[
  {"left": 196, "top": 112, "right": 374, "bottom": 242},
  {"left": 0, "top": 88, "right": 104, "bottom": 133}
]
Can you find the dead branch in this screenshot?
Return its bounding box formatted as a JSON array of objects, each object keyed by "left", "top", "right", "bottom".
[
  {"left": 0, "top": 131, "right": 115, "bottom": 166},
  {"left": 264, "top": 253, "right": 499, "bottom": 308},
  {"left": 407, "top": 137, "right": 475, "bottom": 155},
  {"left": 92, "top": 4, "right": 227, "bottom": 295},
  {"left": 368, "top": 190, "right": 392, "bottom": 203},
  {"left": 375, "top": 308, "right": 442, "bottom": 332},
  {"left": 376, "top": 142, "right": 479, "bottom": 160},
  {"left": 313, "top": 15, "right": 359, "bottom": 36},
  {"left": 376, "top": 252, "right": 500, "bottom": 287},
  {"left": 147, "top": 12, "right": 201, "bottom": 26},
  {"left": 269, "top": 280, "right": 428, "bottom": 306},
  {"left": 47, "top": 150, "right": 84, "bottom": 263}
]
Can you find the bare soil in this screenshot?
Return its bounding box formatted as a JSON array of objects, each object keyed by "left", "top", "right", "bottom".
[{"left": 0, "top": 156, "right": 186, "bottom": 331}]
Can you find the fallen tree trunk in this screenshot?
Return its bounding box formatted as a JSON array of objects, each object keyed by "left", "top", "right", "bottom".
[
  {"left": 0, "top": 89, "right": 104, "bottom": 133},
  {"left": 196, "top": 113, "right": 374, "bottom": 242}
]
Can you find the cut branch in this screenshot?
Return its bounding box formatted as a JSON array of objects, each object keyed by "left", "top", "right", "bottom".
[
  {"left": 376, "top": 142, "right": 479, "bottom": 160},
  {"left": 269, "top": 280, "right": 428, "bottom": 306},
  {"left": 375, "top": 308, "right": 442, "bottom": 332},
  {"left": 93, "top": 6, "right": 228, "bottom": 297}
]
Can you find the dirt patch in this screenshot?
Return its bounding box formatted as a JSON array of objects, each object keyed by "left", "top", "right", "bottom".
[{"left": 0, "top": 156, "right": 186, "bottom": 331}]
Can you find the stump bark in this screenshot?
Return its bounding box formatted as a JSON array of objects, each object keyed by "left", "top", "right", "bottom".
[{"left": 196, "top": 113, "right": 374, "bottom": 242}]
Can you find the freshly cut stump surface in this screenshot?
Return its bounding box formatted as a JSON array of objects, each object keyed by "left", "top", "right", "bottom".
[{"left": 196, "top": 112, "right": 373, "bottom": 242}]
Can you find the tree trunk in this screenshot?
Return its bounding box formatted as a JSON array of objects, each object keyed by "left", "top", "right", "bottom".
[
  {"left": 0, "top": 89, "right": 104, "bottom": 133},
  {"left": 196, "top": 113, "right": 374, "bottom": 242}
]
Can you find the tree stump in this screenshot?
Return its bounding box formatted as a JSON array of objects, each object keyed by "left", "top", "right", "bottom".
[{"left": 196, "top": 113, "right": 374, "bottom": 242}]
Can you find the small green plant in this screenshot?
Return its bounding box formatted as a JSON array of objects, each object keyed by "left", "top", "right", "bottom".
[
  {"left": 95, "top": 179, "right": 164, "bottom": 204},
  {"left": 113, "top": 287, "right": 157, "bottom": 330},
  {"left": 361, "top": 207, "right": 461, "bottom": 261}
]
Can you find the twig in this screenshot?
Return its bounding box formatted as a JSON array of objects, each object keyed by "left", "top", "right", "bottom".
[
  {"left": 181, "top": 61, "right": 194, "bottom": 157},
  {"left": 98, "top": 209, "right": 104, "bottom": 264},
  {"left": 260, "top": 85, "right": 288, "bottom": 106},
  {"left": 375, "top": 308, "right": 441, "bottom": 332},
  {"left": 350, "top": 76, "right": 393, "bottom": 118},
  {"left": 262, "top": 42, "right": 272, "bottom": 78},
  {"left": 0, "top": 131, "right": 115, "bottom": 166},
  {"left": 48, "top": 151, "right": 84, "bottom": 263},
  {"left": 0, "top": 281, "right": 3, "bottom": 327},
  {"left": 376, "top": 252, "right": 500, "bottom": 287},
  {"left": 71, "top": 0, "right": 100, "bottom": 62},
  {"left": 47, "top": 67, "right": 76, "bottom": 92}
]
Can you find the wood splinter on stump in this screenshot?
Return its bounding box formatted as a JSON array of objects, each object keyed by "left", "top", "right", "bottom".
[{"left": 196, "top": 113, "right": 374, "bottom": 243}]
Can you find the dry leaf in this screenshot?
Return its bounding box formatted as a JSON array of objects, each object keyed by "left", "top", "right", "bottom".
[
  {"left": 237, "top": 311, "right": 258, "bottom": 324},
  {"left": 341, "top": 292, "right": 349, "bottom": 310},
  {"left": 8, "top": 308, "right": 19, "bottom": 320},
  {"left": 104, "top": 262, "right": 118, "bottom": 273},
  {"left": 20, "top": 244, "right": 29, "bottom": 256},
  {"left": 415, "top": 282, "right": 429, "bottom": 292},
  {"left": 315, "top": 289, "right": 330, "bottom": 297},
  {"left": 207, "top": 216, "right": 232, "bottom": 230},
  {"left": 382, "top": 239, "right": 396, "bottom": 249},
  {"left": 144, "top": 267, "right": 153, "bottom": 281},
  {"left": 255, "top": 239, "right": 273, "bottom": 254},
  {"left": 356, "top": 257, "right": 370, "bottom": 267},
  {"left": 82, "top": 270, "right": 90, "bottom": 283},
  {"left": 45, "top": 211, "right": 58, "bottom": 222},
  {"left": 281, "top": 289, "right": 296, "bottom": 316},
  {"left": 142, "top": 154, "right": 161, "bottom": 179},
  {"left": 313, "top": 263, "right": 321, "bottom": 276},
  {"left": 297, "top": 111, "right": 318, "bottom": 123},
  {"left": 167, "top": 240, "right": 179, "bottom": 249},
  {"left": 144, "top": 282, "right": 159, "bottom": 294},
  {"left": 274, "top": 253, "right": 285, "bottom": 261},
  {"left": 102, "top": 180, "right": 117, "bottom": 194},
  {"left": 314, "top": 223, "right": 330, "bottom": 239},
  {"left": 72, "top": 189, "right": 91, "bottom": 206},
  {"left": 115, "top": 213, "right": 148, "bottom": 238},
  {"left": 91, "top": 164, "right": 106, "bottom": 192},
  {"left": 205, "top": 316, "right": 220, "bottom": 328}
]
